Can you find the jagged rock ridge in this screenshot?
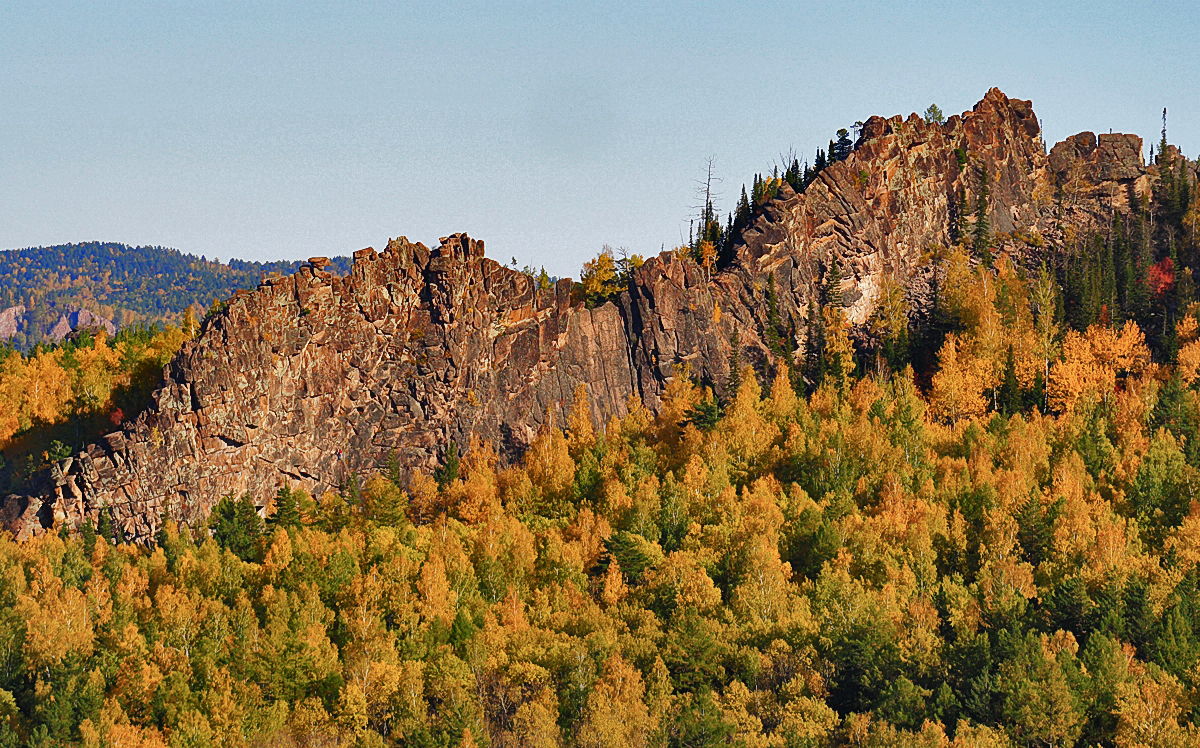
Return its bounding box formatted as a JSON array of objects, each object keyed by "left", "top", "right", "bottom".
[{"left": 2, "top": 89, "right": 1154, "bottom": 541}]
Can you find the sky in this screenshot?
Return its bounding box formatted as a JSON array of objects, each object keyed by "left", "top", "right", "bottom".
[{"left": 2, "top": 1, "right": 1198, "bottom": 278}]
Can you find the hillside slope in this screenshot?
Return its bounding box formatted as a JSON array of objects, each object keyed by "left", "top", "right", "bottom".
[{"left": 0, "top": 242, "right": 352, "bottom": 348}]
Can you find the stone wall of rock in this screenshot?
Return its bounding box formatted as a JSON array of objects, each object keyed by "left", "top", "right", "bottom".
[
  {"left": 1, "top": 88, "right": 1157, "bottom": 542},
  {"left": 728, "top": 88, "right": 1053, "bottom": 332}
]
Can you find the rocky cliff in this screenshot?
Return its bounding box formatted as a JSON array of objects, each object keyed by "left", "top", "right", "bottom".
[{"left": 1, "top": 89, "right": 1155, "bottom": 542}]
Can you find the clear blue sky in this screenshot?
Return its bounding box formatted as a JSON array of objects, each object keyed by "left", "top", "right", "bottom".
[{"left": 3, "top": 1, "right": 1197, "bottom": 278}]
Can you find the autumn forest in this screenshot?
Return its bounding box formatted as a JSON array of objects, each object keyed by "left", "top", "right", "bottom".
[{"left": 3, "top": 130, "right": 1200, "bottom": 748}]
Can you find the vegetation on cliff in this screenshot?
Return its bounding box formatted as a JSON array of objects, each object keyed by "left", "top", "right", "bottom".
[{"left": 0, "top": 323, "right": 192, "bottom": 496}]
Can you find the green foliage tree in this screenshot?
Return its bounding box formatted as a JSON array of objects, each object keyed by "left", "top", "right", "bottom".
[
  {"left": 434, "top": 441, "right": 460, "bottom": 489},
  {"left": 271, "top": 482, "right": 302, "bottom": 528},
  {"left": 211, "top": 492, "right": 264, "bottom": 562}
]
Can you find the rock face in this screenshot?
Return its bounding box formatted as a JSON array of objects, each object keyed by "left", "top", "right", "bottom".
[
  {"left": 1048, "top": 131, "right": 1150, "bottom": 209},
  {"left": 45, "top": 308, "right": 118, "bottom": 343},
  {"left": 1, "top": 89, "right": 1159, "bottom": 542},
  {"left": 727, "top": 88, "right": 1053, "bottom": 330},
  {"left": 0, "top": 305, "right": 24, "bottom": 341}
]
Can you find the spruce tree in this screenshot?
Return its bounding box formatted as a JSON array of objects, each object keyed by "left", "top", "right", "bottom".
[
  {"left": 684, "top": 395, "right": 721, "bottom": 433},
  {"left": 814, "top": 148, "right": 827, "bottom": 174},
  {"left": 832, "top": 128, "right": 854, "bottom": 162},
  {"left": 765, "top": 273, "right": 786, "bottom": 358},
  {"left": 998, "top": 345, "right": 1020, "bottom": 416},
  {"left": 97, "top": 509, "right": 114, "bottom": 546},
  {"left": 212, "top": 493, "right": 264, "bottom": 562},
  {"left": 824, "top": 258, "right": 844, "bottom": 308},
  {"left": 155, "top": 508, "right": 171, "bottom": 550},
  {"left": 271, "top": 483, "right": 302, "bottom": 528},
  {"left": 726, "top": 328, "right": 742, "bottom": 400},
  {"left": 805, "top": 298, "right": 825, "bottom": 390},
  {"left": 434, "top": 441, "right": 460, "bottom": 489},
  {"left": 972, "top": 170, "right": 992, "bottom": 266},
  {"left": 81, "top": 518, "right": 97, "bottom": 556}
]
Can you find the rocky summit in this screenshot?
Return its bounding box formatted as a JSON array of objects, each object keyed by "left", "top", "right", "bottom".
[{"left": 1, "top": 88, "right": 1159, "bottom": 542}]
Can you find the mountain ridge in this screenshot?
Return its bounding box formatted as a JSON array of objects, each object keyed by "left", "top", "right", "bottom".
[{"left": 0, "top": 89, "right": 1167, "bottom": 542}]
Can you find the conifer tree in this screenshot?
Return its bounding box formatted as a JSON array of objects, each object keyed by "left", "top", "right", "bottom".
[
  {"left": 814, "top": 148, "right": 827, "bottom": 174},
  {"left": 271, "top": 482, "right": 302, "bottom": 528},
  {"left": 212, "top": 492, "right": 264, "bottom": 562},
  {"left": 805, "top": 298, "right": 825, "bottom": 389},
  {"left": 97, "top": 508, "right": 114, "bottom": 545},
  {"left": 726, "top": 329, "right": 742, "bottom": 400},
  {"left": 765, "top": 273, "right": 787, "bottom": 358},
  {"left": 972, "top": 169, "right": 992, "bottom": 266},
  {"left": 435, "top": 441, "right": 460, "bottom": 489},
  {"left": 683, "top": 395, "right": 720, "bottom": 433},
  {"left": 998, "top": 345, "right": 1020, "bottom": 415},
  {"left": 832, "top": 128, "right": 854, "bottom": 162},
  {"left": 824, "top": 258, "right": 844, "bottom": 308}
]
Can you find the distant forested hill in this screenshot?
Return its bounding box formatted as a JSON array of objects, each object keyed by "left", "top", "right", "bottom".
[{"left": 0, "top": 242, "right": 351, "bottom": 348}]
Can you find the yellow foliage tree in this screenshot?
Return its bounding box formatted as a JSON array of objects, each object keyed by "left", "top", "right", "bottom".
[
  {"left": 822, "top": 306, "right": 856, "bottom": 390},
  {"left": 71, "top": 330, "right": 122, "bottom": 413},
  {"left": 566, "top": 383, "right": 596, "bottom": 459},
  {"left": 931, "top": 333, "right": 989, "bottom": 422},
  {"left": 1049, "top": 321, "right": 1151, "bottom": 412},
  {"left": 577, "top": 653, "right": 657, "bottom": 748}
]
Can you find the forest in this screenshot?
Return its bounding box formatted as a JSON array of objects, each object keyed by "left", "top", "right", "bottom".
[
  {"left": 0, "top": 243, "right": 351, "bottom": 350},
  {"left": 0, "top": 133, "right": 1199, "bottom": 747}
]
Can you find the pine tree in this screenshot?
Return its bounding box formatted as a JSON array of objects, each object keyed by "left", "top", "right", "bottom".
[
  {"left": 434, "top": 441, "right": 460, "bottom": 489},
  {"left": 998, "top": 345, "right": 1020, "bottom": 416},
  {"left": 212, "top": 492, "right": 264, "bottom": 562},
  {"left": 80, "top": 518, "right": 97, "bottom": 556},
  {"left": 824, "top": 258, "right": 844, "bottom": 308},
  {"left": 765, "top": 273, "right": 787, "bottom": 358},
  {"left": 271, "top": 483, "right": 302, "bottom": 528},
  {"left": 814, "top": 148, "right": 827, "bottom": 174},
  {"left": 97, "top": 508, "right": 114, "bottom": 546},
  {"left": 832, "top": 128, "right": 854, "bottom": 162},
  {"left": 683, "top": 395, "right": 721, "bottom": 433},
  {"left": 805, "top": 299, "right": 825, "bottom": 390},
  {"left": 972, "top": 169, "right": 993, "bottom": 266},
  {"left": 726, "top": 329, "right": 742, "bottom": 400},
  {"left": 784, "top": 157, "right": 802, "bottom": 190}
]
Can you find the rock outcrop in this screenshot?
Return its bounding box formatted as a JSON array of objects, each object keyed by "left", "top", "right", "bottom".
[
  {"left": 45, "top": 308, "right": 118, "bottom": 343},
  {"left": 0, "top": 305, "right": 24, "bottom": 341},
  {"left": 1048, "top": 131, "right": 1150, "bottom": 209},
  {"left": 1, "top": 89, "right": 1159, "bottom": 542}
]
